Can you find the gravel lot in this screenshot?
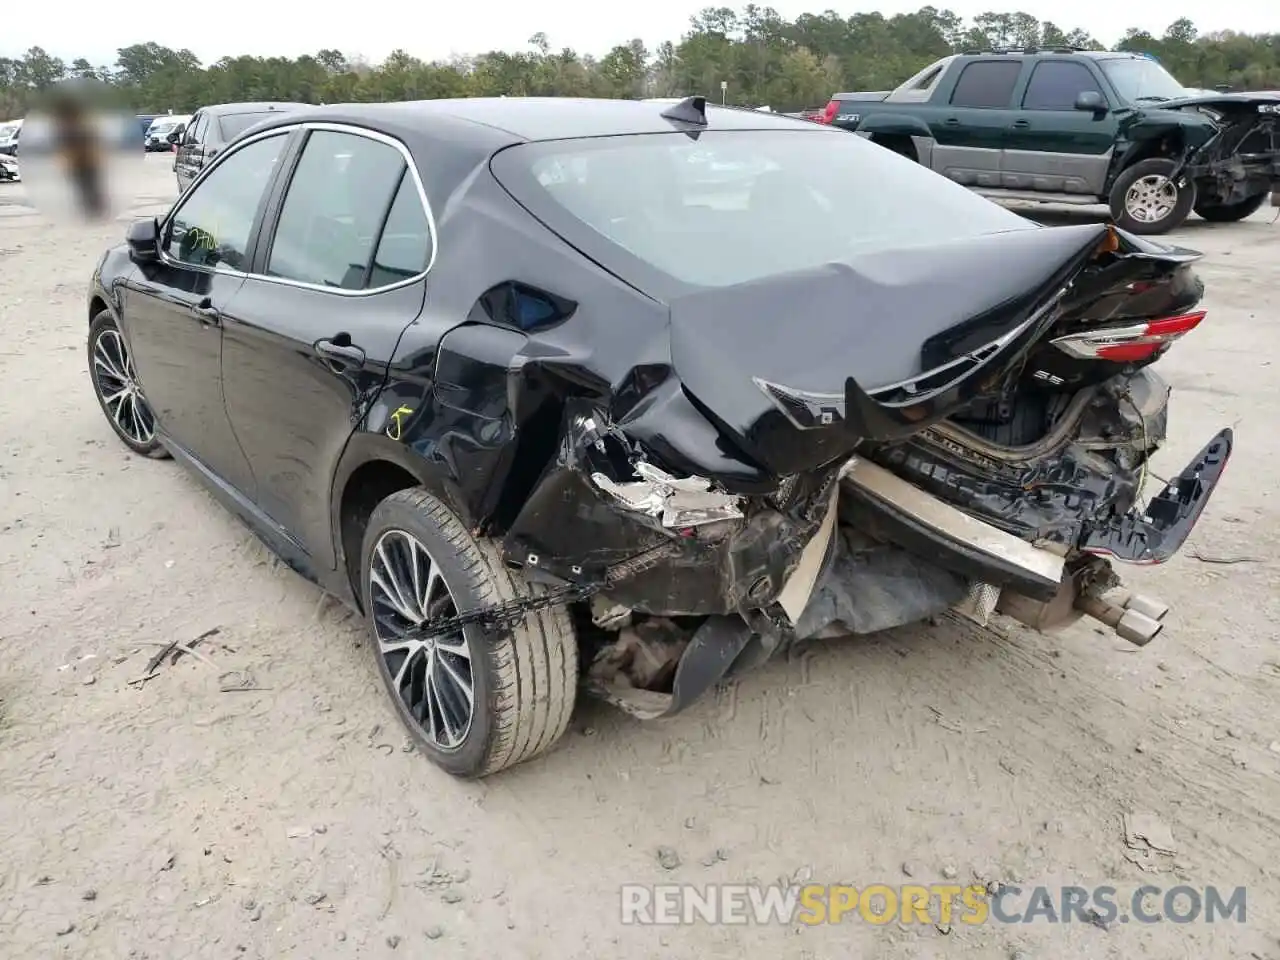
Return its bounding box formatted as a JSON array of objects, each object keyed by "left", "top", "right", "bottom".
[{"left": 1, "top": 153, "right": 1278, "bottom": 959}]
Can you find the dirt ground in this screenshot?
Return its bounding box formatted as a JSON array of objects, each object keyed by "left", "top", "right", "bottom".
[{"left": 1, "top": 154, "right": 1278, "bottom": 960}]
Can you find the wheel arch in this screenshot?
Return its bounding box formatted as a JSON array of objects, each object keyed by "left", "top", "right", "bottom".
[
  {"left": 1108, "top": 127, "right": 1190, "bottom": 192},
  {"left": 867, "top": 133, "right": 919, "bottom": 161},
  {"left": 856, "top": 113, "right": 932, "bottom": 140},
  {"left": 331, "top": 434, "right": 476, "bottom": 613},
  {"left": 89, "top": 294, "right": 110, "bottom": 325}
]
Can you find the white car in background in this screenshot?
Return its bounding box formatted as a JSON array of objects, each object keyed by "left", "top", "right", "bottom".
[
  {"left": 0, "top": 118, "right": 22, "bottom": 156},
  {"left": 144, "top": 115, "right": 192, "bottom": 152},
  {"left": 0, "top": 152, "right": 18, "bottom": 181}
]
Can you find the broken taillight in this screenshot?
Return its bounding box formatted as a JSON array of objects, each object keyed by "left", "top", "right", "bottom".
[
  {"left": 1049, "top": 311, "right": 1206, "bottom": 363},
  {"left": 817, "top": 100, "right": 839, "bottom": 124}
]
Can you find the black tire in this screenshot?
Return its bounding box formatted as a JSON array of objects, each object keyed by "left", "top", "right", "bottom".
[
  {"left": 87, "top": 311, "right": 169, "bottom": 458},
  {"left": 1193, "top": 192, "right": 1267, "bottom": 223},
  {"left": 360, "top": 488, "right": 578, "bottom": 778},
  {"left": 1108, "top": 158, "right": 1196, "bottom": 235}
]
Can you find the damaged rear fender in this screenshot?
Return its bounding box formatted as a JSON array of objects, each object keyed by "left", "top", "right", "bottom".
[{"left": 501, "top": 398, "right": 839, "bottom": 617}]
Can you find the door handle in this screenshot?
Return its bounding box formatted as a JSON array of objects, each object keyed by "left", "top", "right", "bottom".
[
  {"left": 1012, "top": 119, "right": 1031, "bottom": 129},
  {"left": 943, "top": 117, "right": 961, "bottom": 126},
  {"left": 192, "top": 297, "right": 221, "bottom": 325},
  {"left": 315, "top": 337, "right": 366, "bottom": 368}
]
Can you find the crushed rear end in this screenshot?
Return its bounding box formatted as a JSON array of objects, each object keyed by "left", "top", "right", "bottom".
[{"left": 484, "top": 126, "right": 1233, "bottom": 720}]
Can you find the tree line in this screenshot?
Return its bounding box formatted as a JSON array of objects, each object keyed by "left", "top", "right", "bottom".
[{"left": 3, "top": 7, "right": 1280, "bottom": 121}]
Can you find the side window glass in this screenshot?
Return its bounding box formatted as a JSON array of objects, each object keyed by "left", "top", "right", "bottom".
[
  {"left": 912, "top": 65, "right": 944, "bottom": 91},
  {"left": 367, "top": 171, "right": 432, "bottom": 287},
  {"left": 949, "top": 61, "right": 1023, "bottom": 109},
  {"left": 1022, "top": 62, "right": 1104, "bottom": 111},
  {"left": 164, "top": 133, "right": 286, "bottom": 270},
  {"left": 188, "top": 114, "right": 207, "bottom": 144},
  {"left": 266, "top": 130, "right": 407, "bottom": 290}
]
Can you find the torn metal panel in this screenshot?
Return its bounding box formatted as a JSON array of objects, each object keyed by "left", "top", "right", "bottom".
[
  {"left": 502, "top": 400, "right": 839, "bottom": 617},
  {"left": 592, "top": 460, "right": 745, "bottom": 529}
]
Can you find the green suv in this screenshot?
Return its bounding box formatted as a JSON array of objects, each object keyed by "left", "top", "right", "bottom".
[{"left": 819, "top": 50, "right": 1280, "bottom": 234}]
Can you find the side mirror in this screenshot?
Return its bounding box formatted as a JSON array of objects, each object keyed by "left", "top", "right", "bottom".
[
  {"left": 1074, "top": 91, "right": 1107, "bottom": 114},
  {"left": 126, "top": 217, "right": 160, "bottom": 263}
]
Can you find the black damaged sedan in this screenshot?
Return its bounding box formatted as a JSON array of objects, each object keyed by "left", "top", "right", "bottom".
[{"left": 87, "top": 97, "right": 1231, "bottom": 777}]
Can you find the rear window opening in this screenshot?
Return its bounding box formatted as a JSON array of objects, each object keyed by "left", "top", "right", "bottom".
[
  {"left": 491, "top": 129, "right": 1036, "bottom": 291},
  {"left": 218, "top": 112, "right": 274, "bottom": 142}
]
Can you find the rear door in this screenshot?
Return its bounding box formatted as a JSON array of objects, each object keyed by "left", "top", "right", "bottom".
[
  {"left": 220, "top": 126, "right": 433, "bottom": 568},
  {"left": 1003, "top": 59, "right": 1119, "bottom": 195},
  {"left": 930, "top": 59, "right": 1023, "bottom": 187}
]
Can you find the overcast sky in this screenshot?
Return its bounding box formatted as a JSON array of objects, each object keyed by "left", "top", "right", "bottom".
[{"left": 3, "top": 0, "right": 1273, "bottom": 68}]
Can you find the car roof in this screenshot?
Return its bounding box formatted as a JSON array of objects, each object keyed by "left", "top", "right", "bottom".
[
  {"left": 197, "top": 102, "right": 310, "bottom": 116},
  {"left": 248, "top": 97, "right": 827, "bottom": 145},
  {"left": 955, "top": 50, "right": 1156, "bottom": 61}
]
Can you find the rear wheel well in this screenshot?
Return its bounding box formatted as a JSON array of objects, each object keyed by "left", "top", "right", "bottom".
[
  {"left": 339, "top": 460, "right": 421, "bottom": 609},
  {"left": 870, "top": 134, "right": 918, "bottom": 162},
  {"left": 89, "top": 296, "right": 108, "bottom": 324}
]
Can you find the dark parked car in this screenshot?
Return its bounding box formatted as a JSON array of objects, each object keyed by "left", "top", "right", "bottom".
[
  {"left": 818, "top": 50, "right": 1280, "bottom": 234},
  {"left": 88, "top": 96, "right": 1230, "bottom": 778},
  {"left": 174, "top": 102, "right": 306, "bottom": 192}
]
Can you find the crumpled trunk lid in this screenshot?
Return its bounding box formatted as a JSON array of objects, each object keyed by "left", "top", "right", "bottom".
[{"left": 667, "top": 222, "right": 1111, "bottom": 477}]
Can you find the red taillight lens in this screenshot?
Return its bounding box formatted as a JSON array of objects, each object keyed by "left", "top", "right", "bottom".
[
  {"left": 1051, "top": 311, "right": 1206, "bottom": 363},
  {"left": 818, "top": 100, "right": 839, "bottom": 124}
]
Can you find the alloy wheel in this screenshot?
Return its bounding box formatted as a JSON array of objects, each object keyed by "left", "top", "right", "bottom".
[
  {"left": 1124, "top": 175, "right": 1178, "bottom": 224},
  {"left": 369, "top": 529, "right": 476, "bottom": 751},
  {"left": 92, "top": 327, "right": 156, "bottom": 446}
]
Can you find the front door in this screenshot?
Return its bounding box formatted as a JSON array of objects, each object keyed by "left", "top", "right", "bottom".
[
  {"left": 121, "top": 130, "right": 293, "bottom": 497},
  {"left": 1003, "top": 59, "right": 1120, "bottom": 196},
  {"left": 929, "top": 59, "right": 1024, "bottom": 188},
  {"left": 220, "top": 127, "right": 433, "bottom": 567}
]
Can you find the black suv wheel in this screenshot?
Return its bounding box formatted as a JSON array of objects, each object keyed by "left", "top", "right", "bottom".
[{"left": 1193, "top": 192, "right": 1267, "bottom": 223}]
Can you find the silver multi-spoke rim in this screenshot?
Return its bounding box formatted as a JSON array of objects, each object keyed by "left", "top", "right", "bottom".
[
  {"left": 370, "top": 529, "right": 475, "bottom": 751},
  {"left": 92, "top": 327, "right": 155, "bottom": 445},
  {"left": 1124, "top": 174, "right": 1178, "bottom": 224}
]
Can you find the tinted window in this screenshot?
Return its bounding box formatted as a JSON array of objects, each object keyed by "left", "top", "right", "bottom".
[
  {"left": 491, "top": 129, "right": 1035, "bottom": 289},
  {"left": 1022, "top": 61, "right": 1104, "bottom": 110},
  {"left": 217, "top": 112, "right": 277, "bottom": 143},
  {"left": 164, "top": 133, "right": 286, "bottom": 270},
  {"left": 188, "top": 113, "right": 208, "bottom": 143},
  {"left": 367, "top": 171, "right": 432, "bottom": 287},
  {"left": 266, "top": 130, "right": 407, "bottom": 289},
  {"left": 949, "top": 61, "right": 1022, "bottom": 108}
]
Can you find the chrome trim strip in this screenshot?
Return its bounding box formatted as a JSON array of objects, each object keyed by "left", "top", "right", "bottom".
[
  {"left": 752, "top": 289, "right": 1067, "bottom": 413},
  {"left": 160, "top": 120, "right": 438, "bottom": 297}
]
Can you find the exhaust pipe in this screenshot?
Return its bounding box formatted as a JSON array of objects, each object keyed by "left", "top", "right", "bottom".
[
  {"left": 1075, "top": 594, "right": 1163, "bottom": 646},
  {"left": 1109, "top": 590, "right": 1170, "bottom": 622}
]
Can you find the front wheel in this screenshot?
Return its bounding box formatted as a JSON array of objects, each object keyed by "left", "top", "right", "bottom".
[
  {"left": 361, "top": 488, "right": 578, "bottom": 778},
  {"left": 87, "top": 311, "right": 169, "bottom": 458},
  {"left": 1109, "top": 158, "right": 1195, "bottom": 235},
  {"left": 1193, "top": 192, "right": 1267, "bottom": 223}
]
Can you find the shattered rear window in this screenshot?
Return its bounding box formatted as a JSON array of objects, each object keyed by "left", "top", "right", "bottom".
[{"left": 491, "top": 129, "right": 1036, "bottom": 289}]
